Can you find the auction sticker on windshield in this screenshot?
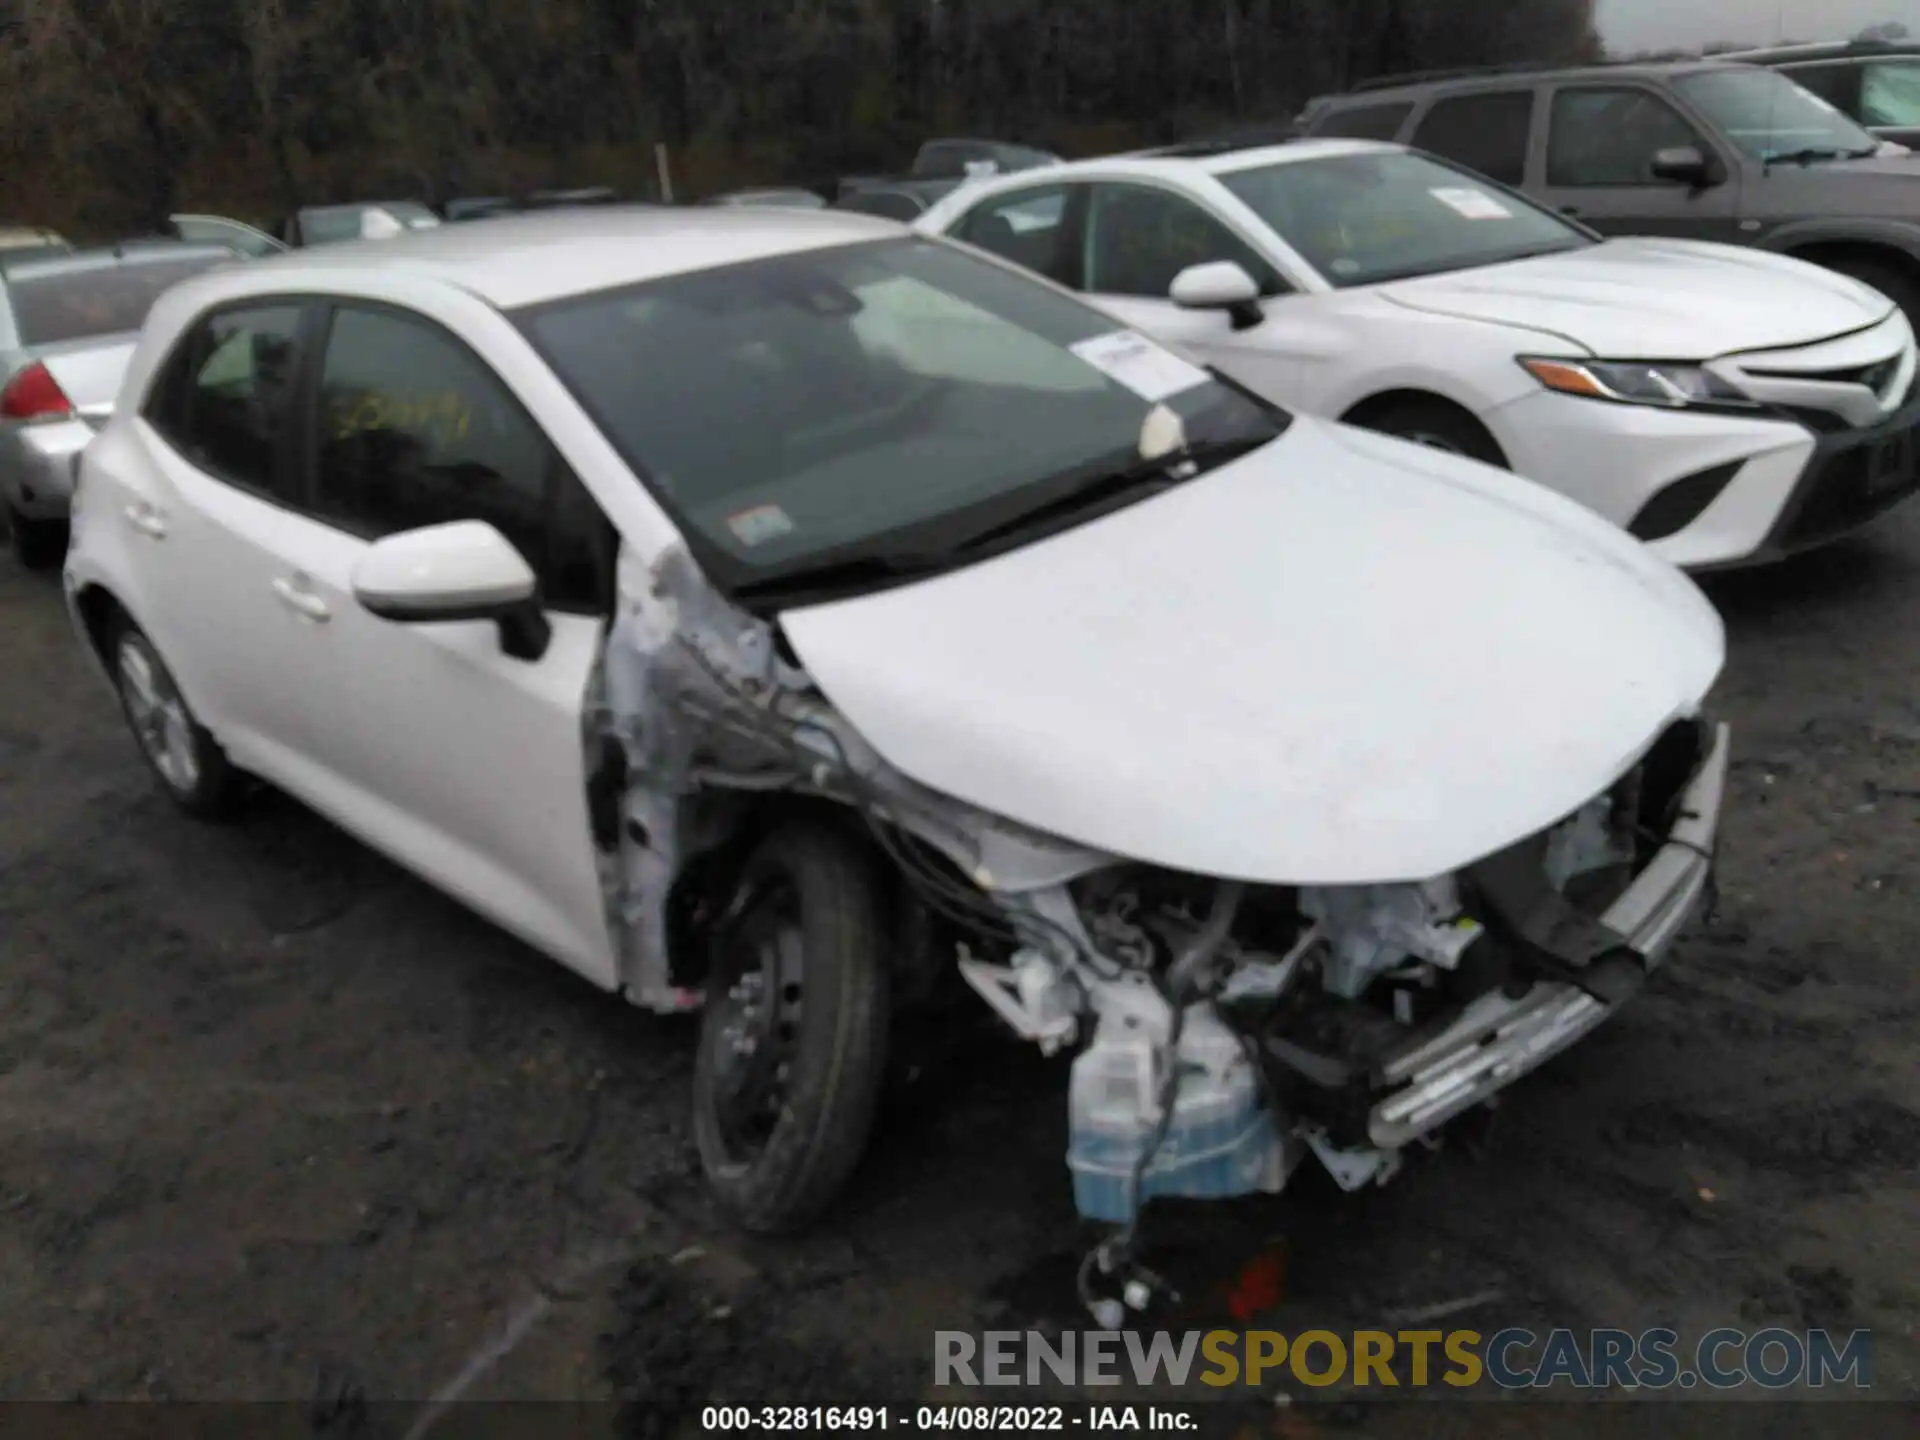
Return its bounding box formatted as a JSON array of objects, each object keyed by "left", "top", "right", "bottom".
[
  {"left": 726, "top": 502, "right": 796, "bottom": 547},
  {"left": 1430, "top": 187, "right": 1513, "bottom": 220},
  {"left": 1070, "top": 330, "right": 1210, "bottom": 403}
]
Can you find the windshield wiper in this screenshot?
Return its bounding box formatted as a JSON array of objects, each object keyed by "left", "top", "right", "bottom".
[
  {"left": 1764, "top": 145, "right": 1873, "bottom": 168},
  {"left": 729, "top": 433, "right": 1272, "bottom": 608},
  {"left": 946, "top": 434, "right": 1271, "bottom": 556}
]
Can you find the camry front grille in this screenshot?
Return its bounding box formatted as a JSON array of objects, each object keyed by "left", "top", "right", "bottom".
[{"left": 1747, "top": 357, "right": 1900, "bottom": 393}]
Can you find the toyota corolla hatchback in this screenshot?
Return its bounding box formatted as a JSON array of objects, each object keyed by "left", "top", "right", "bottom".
[
  {"left": 915, "top": 138, "right": 1920, "bottom": 569},
  {"left": 65, "top": 208, "right": 1729, "bottom": 1249}
]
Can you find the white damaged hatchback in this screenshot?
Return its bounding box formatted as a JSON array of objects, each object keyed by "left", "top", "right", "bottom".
[{"left": 64, "top": 208, "right": 1730, "bottom": 1264}]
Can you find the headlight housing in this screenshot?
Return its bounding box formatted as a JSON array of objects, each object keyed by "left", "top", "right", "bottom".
[{"left": 1519, "top": 356, "right": 1758, "bottom": 411}]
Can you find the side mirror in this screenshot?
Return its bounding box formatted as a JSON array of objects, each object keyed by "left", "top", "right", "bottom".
[
  {"left": 1170, "top": 260, "right": 1266, "bottom": 330},
  {"left": 1650, "top": 145, "right": 1715, "bottom": 188},
  {"left": 351, "top": 520, "right": 551, "bottom": 661}
]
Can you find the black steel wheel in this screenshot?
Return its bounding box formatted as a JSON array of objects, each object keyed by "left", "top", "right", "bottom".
[{"left": 692, "top": 820, "right": 890, "bottom": 1233}]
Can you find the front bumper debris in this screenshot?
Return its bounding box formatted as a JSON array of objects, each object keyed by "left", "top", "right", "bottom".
[{"left": 1367, "top": 720, "right": 1729, "bottom": 1149}]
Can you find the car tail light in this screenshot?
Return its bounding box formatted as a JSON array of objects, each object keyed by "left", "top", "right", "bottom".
[{"left": 0, "top": 361, "right": 73, "bottom": 422}]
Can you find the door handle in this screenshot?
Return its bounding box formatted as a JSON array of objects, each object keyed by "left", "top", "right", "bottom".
[
  {"left": 271, "top": 575, "right": 331, "bottom": 622},
  {"left": 123, "top": 502, "right": 167, "bottom": 539},
  {"left": 1559, "top": 205, "right": 1583, "bottom": 217}
]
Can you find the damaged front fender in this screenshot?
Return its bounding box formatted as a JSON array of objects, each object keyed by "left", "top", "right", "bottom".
[{"left": 587, "top": 542, "right": 1121, "bottom": 1012}]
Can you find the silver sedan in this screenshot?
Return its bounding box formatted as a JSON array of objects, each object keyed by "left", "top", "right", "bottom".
[{"left": 1, "top": 243, "right": 231, "bottom": 567}]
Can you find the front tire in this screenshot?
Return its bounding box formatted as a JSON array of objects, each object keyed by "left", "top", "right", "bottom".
[
  {"left": 110, "top": 619, "right": 242, "bottom": 818},
  {"left": 1348, "top": 398, "right": 1508, "bottom": 469},
  {"left": 6, "top": 505, "right": 66, "bottom": 571},
  {"left": 693, "top": 821, "right": 891, "bottom": 1233}
]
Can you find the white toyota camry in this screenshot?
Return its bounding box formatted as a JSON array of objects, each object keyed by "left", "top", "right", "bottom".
[
  {"left": 64, "top": 208, "right": 1727, "bottom": 1251},
  {"left": 915, "top": 138, "right": 1920, "bottom": 569}
]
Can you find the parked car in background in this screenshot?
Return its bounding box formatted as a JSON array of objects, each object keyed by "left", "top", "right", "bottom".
[
  {"left": 1717, "top": 38, "right": 1920, "bottom": 149},
  {"left": 831, "top": 181, "right": 951, "bottom": 222},
  {"left": 918, "top": 138, "right": 1920, "bottom": 569},
  {"left": 162, "top": 201, "right": 442, "bottom": 251},
  {"left": 1, "top": 243, "right": 234, "bottom": 566},
  {"left": 837, "top": 137, "right": 1060, "bottom": 201},
  {"left": 523, "top": 187, "right": 621, "bottom": 211},
  {"left": 162, "top": 214, "right": 288, "bottom": 257},
  {"left": 705, "top": 188, "right": 829, "bottom": 209},
  {"left": 443, "top": 196, "right": 519, "bottom": 222},
  {"left": 1297, "top": 60, "right": 1920, "bottom": 323},
  {"left": 283, "top": 201, "right": 442, "bottom": 247},
  {"left": 61, "top": 206, "right": 1727, "bottom": 1239},
  {"left": 440, "top": 189, "right": 623, "bottom": 222},
  {"left": 0, "top": 227, "right": 72, "bottom": 265}
]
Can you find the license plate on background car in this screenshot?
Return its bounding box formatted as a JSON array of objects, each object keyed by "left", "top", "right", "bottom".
[{"left": 1865, "top": 428, "right": 1919, "bottom": 495}]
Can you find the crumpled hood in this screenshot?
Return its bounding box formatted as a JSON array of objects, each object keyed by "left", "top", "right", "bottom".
[
  {"left": 1381, "top": 237, "right": 1893, "bottom": 358},
  {"left": 779, "top": 417, "right": 1725, "bottom": 886}
]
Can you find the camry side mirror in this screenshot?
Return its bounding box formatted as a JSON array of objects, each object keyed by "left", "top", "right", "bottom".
[
  {"left": 1170, "top": 260, "right": 1266, "bottom": 330},
  {"left": 351, "top": 519, "right": 551, "bottom": 661},
  {"left": 1650, "top": 145, "right": 1715, "bottom": 188}
]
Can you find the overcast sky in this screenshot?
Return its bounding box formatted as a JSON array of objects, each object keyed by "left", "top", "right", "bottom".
[{"left": 1596, "top": 0, "right": 1919, "bottom": 52}]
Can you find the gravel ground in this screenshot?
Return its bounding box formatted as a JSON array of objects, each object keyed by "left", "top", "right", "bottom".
[{"left": 1, "top": 510, "right": 1918, "bottom": 1434}]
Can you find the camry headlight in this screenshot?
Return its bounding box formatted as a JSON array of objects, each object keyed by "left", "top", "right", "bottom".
[{"left": 1519, "top": 356, "right": 1757, "bottom": 410}]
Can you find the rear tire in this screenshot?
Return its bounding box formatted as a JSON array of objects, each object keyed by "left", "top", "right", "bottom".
[
  {"left": 109, "top": 618, "right": 243, "bottom": 819},
  {"left": 6, "top": 506, "right": 66, "bottom": 571},
  {"left": 692, "top": 820, "right": 891, "bottom": 1234},
  {"left": 1347, "top": 397, "right": 1508, "bottom": 469}
]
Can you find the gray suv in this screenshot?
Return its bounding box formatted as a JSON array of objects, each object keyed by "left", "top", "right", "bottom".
[{"left": 1298, "top": 60, "right": 1920, "bottom": 323}]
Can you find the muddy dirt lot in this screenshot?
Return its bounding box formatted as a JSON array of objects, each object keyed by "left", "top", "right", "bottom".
[{"left": 1, "top": 511, "right": 1918, "bottom": 1434}]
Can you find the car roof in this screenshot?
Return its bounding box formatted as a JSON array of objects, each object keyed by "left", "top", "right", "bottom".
[
  {"left": 1316, "top": 57, "right": 1753, "bottom": 105},
  {"left": 0, "top": 241, "right": 234, "bottom": 282},
  {"left": 188, "top": 203, "right": 902, "bottom": 309},
  {"left": 944, "top": 137, "right": 1395, "bottom": 189},
  {"left": 1715, "top": 39, "right": 1920, "bottom": 64}
]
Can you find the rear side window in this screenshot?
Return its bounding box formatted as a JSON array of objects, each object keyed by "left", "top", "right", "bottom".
[
  {"left": 1313, "top": 101, "right": 1414, "bottom": 141},
  {"left": 1409, "top": 91, "right": 1535, "bottom": 185},
  {"left": 957, "top": 186, "right": 1075, "bottom": 284},
  {"left": 310, "top": 305, "right": 610, "bottom": 613},
  {"left": 145, "top": 304, "right": 306, "bottom": 502},
  {"left": 8, "top": 256, "right": 224, "bottom": 346}
]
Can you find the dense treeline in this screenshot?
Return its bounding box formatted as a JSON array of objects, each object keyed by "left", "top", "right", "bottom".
[{"left": 0, "top": 0, "right": 1601, "bottom": 237}]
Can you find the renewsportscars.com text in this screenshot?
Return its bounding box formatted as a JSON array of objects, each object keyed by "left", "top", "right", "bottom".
[{"left": 934, "top": 1326, "right": 1873, "bottom": 1390}]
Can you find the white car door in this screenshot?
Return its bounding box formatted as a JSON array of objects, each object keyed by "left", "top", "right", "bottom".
[
  {"left": 125, "top": 302, "right": 338, "bottom": 782},
  {"left": 256, "top": 301, "right": 620, "bottom": 987}
]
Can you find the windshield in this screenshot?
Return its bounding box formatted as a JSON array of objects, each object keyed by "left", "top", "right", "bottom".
[
  {"left": 1673, "top": 68, "right": 1880, "bottom": 160},
  {"left": 517, "top": 236, "right": 1285, "bottom": 591},
  {"left": 1219, "top": 150, "right": 1590, "bottom": 288},
  {"left": 8, "top": 255, "right": 225, "bottom": 346}
]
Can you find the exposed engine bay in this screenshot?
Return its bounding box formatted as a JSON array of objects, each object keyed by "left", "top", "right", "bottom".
[{"left": 586, "top": 541, "right": 1725, "bottom": 1293}]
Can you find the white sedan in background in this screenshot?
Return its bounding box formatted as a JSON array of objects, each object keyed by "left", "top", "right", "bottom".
[
  {"left": 64, "top": 208, "right": 1726, "bottom": 1246},
  {"left": 917, "top": 138, "right": 1920, "bottom": 568}
]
